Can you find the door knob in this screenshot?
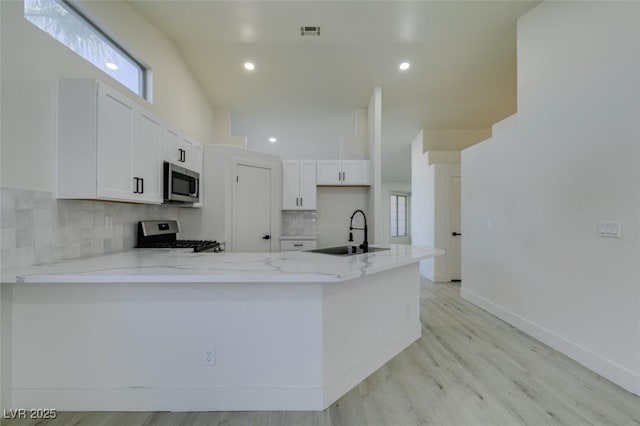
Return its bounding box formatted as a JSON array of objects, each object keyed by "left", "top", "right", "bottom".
[
  {"left": 262, "top": 235, "right": 271, "bottom": 240},
  {"left": 452, "top": 232, "right": 462, "bottom": 236}
]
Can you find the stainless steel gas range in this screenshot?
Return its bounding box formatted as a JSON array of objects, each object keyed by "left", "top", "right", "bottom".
[{"left": 136, "top": 220, "right": 224, "bottom": 253}]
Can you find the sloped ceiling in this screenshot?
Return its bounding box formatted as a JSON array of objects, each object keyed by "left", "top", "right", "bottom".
[{"left": 127, "top": 0, "right": 539, "bottom": 181}]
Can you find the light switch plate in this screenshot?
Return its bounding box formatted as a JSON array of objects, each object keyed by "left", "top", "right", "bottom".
[{"left": 598, "top": 222, "right": 621, "bottom": 238}]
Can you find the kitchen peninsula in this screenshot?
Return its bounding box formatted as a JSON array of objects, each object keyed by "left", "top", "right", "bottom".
[{"left": 5, "top": 245, "right": 442, "bottom": 412}]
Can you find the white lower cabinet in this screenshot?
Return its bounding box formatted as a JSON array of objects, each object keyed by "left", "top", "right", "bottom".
[
  {"left": 280, "top": 239, "right": 317, "bottom": 252},
  {"left": 58, "top": 79, "right": 162, "bottom": 203}
]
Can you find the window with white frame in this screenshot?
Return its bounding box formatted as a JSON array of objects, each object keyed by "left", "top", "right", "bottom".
[
  {"left": 24, "top": 0, "right": 148, "bottom": 99},
  {"left": 390, "top": 193, "right": 409, "bottom": 237}
]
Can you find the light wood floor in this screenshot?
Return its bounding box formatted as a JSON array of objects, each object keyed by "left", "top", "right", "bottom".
[{"left": 4, "top": 281, "right": 640, "bottom": 426}]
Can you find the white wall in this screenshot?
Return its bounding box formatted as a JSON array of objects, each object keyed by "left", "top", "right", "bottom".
[
  {"left": 234, "top": 108, "right": 368, "bottom": 160},
  {"left": 368, "top": 87, "right": 383, "bottom": 244},
  {"left": 423, "top": 129, "right": 491, "bottom": 152},
  {"left": 0, "top": 0, "right": 216, "bottom": 191},
  {"left": 462, "top": 1, "right": 640, "bottom": 395},
  {"left": 232, "top": 107, "right": 370, "bottom": 244},
  {"left": 182, "top": 145, "right": 283, "bottom": 252},
  {"left": 410, "top": 132, "right": 435, "bottom": 280},
  {"left": 316, "top": 188, "right": 369, "bottom": 248}
]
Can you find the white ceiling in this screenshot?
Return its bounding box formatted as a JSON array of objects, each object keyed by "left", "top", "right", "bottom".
[{"left": 127, "top": 0, "right": 539, "bottom": 181}]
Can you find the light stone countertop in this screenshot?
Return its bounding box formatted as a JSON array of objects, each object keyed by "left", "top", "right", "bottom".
[{"left": 4, "top": 245, "right": 443, "bottom": 284}]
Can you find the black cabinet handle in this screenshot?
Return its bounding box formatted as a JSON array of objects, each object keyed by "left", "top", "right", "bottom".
[
  {"left": 293, "top": 243, "right": 303, "bottom": 247},
  {"left": 452, "top": 232, "right": 462, "bottom": 236},
  {"left": 133, "top": 177, "right": 140, "bottom": 194},
  {"left": 262, "top": 235, "right": 271, "bottom": 240},
  {"left": 140, "top": 178, "right": 144, "bottom": 194},
  {"left": 178, "top": 148, "right": 186, "bottom": 162},
  {"left": 300, "top": 197, "right": 303, "bottom": 207}
]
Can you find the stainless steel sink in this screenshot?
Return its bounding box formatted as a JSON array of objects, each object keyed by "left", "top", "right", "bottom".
[{"left": 306, "top": 245, "right": 390, "bottom": 256}]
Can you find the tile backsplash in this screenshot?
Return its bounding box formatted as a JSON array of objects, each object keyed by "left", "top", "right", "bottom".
[
  {"left": 282, "top": 210, "right": 317, "bottom": 236},
  {"left": 0, "top": 187, "right": 187, "bottom": 269}
]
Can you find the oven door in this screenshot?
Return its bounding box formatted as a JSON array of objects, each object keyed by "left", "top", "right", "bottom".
[{"left": 164, "top": 162, "right": 200, "bottom": 203}]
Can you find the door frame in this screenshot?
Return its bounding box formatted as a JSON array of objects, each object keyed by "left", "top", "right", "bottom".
[{"left": 231, "top": 158, "right": 274, "bottom": 253}]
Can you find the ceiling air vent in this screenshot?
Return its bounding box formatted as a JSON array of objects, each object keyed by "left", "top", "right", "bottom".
[{"left": 300, "top": 26, "right": 321, "bottom": 36}]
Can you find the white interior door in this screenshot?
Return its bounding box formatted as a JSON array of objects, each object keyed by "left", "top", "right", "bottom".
[
  {"left": 233, "top": 163, "right": 272, "bottom": 252},
  {"left": 450, "top": 176, "right": 462, "bottom": 281}
]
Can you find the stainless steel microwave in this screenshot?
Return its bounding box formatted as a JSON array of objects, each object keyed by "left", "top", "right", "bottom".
[{"left": 163, "top": 162, "right": 200, "bottom": 204}]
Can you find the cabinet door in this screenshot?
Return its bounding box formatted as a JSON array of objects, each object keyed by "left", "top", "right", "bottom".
[
  {"left": 182, "top": 137, "right": 203, "bottom": 173},
  {"left": 133, "top": 111, "right": 163, "bottom": 203},
  {"left": 162, "top": 127, "right": 180, "bottom": 164},
  {"left": 282, "top": 160, "right": 300, "bottom": 209},
  {"left": 342, "top": 160, "right": 370, "bottom": 185},
  {"left": 96, "top": 83, "right": 135, "bottom": 201},
  {"left": 316, "top": 160, "right": 341, "bottom": 185},
  {"left": 298, "top": 160, "right": 317, "bottom": 209}
]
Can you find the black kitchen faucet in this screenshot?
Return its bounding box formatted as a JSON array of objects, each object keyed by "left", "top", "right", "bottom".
[{"left": 348, "top": 209, "right": 368, "bottom": 253}]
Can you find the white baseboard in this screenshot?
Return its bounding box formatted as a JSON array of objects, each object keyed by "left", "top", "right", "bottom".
[{"left": 461, "top": 287, "right": 640, "bottom": 396}]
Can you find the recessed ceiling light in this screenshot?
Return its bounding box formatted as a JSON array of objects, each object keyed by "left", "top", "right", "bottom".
[
  {"left": 399, "top": 62, "right": 410, "bottom": 71},
  {"left": 269, "top": 137, "right": 277, "bottom": 143},
  {"left": 105, "top": 62, "right": 118, "bottom": 71},
  {"left": 244, "top": 62, "right": 255, "bottom": 71}
]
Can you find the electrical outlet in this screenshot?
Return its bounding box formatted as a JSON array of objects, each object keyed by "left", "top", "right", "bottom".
[
  {"left": 204, "top": 347, "right": 216, "bottom": 367},
  {"left": 598, "top": 222, "right": 621, "bottom": 238},
  {"left": 105, "top": 216, "right": 113, "bottom": 230}
]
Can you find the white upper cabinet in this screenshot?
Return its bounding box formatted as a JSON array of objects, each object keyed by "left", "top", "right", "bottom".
[
  {"left": 181, "top": 136, "right": 203, "bottom": 174},
  {"left": 341, "top": 160, "right": 370, "bottom": 185},
  {"left": 316, "top": 160, "right": 342, "bottom": 185},
  {"left": 133, "top": 110, "right": 163, "bottom": 203},
  {"left": 316, "top": 160, "right": 370, "bottom": 186},
  {"left": 57, "top": 79, "right": 162, "bottom": 204},
  {"left": 282, "top": 160, "right": 317, "bottom": 210},
  {"left": 163, "top": 129, "right": 203, "bottom": 174},
  {"left": 95, "top": 83, "right": 136, "bottom": 201}
]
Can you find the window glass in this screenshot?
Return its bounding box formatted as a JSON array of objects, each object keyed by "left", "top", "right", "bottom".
[
  {"left": 25, "top": 0, "right": 147, "bottom": 99},
  {"left": 390, "top": 194, "right": 409, "bottom": 238}
]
